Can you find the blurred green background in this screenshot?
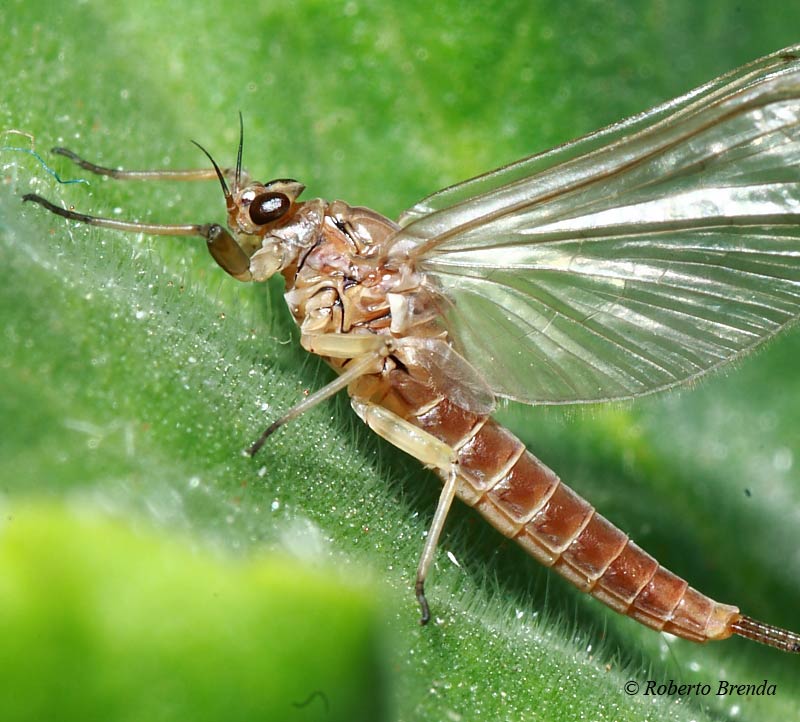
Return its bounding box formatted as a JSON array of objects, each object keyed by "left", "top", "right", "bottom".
[{"left": 1, "top": 1, "right": 799, "bottom": 720}]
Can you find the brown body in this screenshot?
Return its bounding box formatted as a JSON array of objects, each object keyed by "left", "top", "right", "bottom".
[
  {"left": 23, "top": 176, "right": 798, "bottom": 653},
  {"left": 284, "top": 199, "right": 739, "bottom": 644},
  {"left": 383, "top": 376, "right": 737, "bottom": 642}
]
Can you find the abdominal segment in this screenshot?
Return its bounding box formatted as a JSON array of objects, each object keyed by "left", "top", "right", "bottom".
[{"left": 372, "top": 367, "right": 740, "bottom": 643}]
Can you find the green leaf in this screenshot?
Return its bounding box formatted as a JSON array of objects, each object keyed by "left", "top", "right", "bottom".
[
  {"left": 2, "top": 2, "right": 799, "bottom": 720},
  {"left": 0, "top": 505, "right": 386, "bottom": 722}
]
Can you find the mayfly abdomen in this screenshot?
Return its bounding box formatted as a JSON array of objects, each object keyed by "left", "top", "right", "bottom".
[{"left": 378, "top": 368, "right": 739, "bottom": 643}]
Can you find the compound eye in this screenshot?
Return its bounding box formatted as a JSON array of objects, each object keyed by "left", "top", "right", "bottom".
[{"left": 248, "top": 191, "right": 291, "bottom": 225}]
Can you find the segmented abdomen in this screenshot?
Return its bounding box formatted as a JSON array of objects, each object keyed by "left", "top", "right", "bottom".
[{"left": 380, "top": 370, "right": 739, "bottom": 643}]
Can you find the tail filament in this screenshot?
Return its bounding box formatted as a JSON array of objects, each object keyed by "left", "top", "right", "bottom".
[{"left": 731, "top": 615, "right": 800, "bottom": 653}]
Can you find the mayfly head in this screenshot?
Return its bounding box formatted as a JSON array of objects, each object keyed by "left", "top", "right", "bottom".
[
  {"left": 21, "top": 115, "right": 311, "bottom": 284},
  {"left": 190, "top": 118, "right": 306, "bottom": 280},
  {"left": 192, "top": 117, "right": 306, "bottom": 240}
]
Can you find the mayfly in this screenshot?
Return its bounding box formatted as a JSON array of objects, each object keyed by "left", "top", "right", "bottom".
[{"left": 24, "top": 46, "right": 800, "bottom": 652}]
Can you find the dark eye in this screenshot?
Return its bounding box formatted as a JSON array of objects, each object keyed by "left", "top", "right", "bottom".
[{"left": 248, "top": 192, "right": 291, "bottom": 225}]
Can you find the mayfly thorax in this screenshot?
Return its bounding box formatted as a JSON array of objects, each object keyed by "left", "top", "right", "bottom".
[{"left": 24, "top": 45, "right": 800, "bottom": 653}]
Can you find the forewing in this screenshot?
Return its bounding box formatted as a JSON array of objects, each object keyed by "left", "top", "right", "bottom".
[{"left": 390, "top": 46, "right": 800, "bottom": 404}]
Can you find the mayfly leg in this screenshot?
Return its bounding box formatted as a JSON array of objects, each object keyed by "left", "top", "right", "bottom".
[
  {"left": 350, "top": 399, "right": 459, "bottom": 624},
  {"left": 47, "top": 112, "right": 250, "bottom": 186},
  {"left": 246, "top": 332, "right": 396, "bottom": 455},
  {"left": 245, "top": 351, "right": 386, "bottom": 456},
  {"left": 414, "top": 466, "right": 458, "bottom": 624},
  {"left": 49, "top": 146, "right": 234, "bottom": 183},
  {"left": 22, "top": 192, "right": 253, "bottom": 281},
  {"left": 22, "top": 124, "right": 255, "bottom": 280},
  {"left": 21, "top": 193, "right": 209, "bottom": 237},
  {"left": 248, "top": 331, "right": 461, "bottom": 619}
]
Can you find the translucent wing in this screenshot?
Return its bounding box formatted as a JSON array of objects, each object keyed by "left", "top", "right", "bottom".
[
  {"left": 392, "top": 337, "right": 497, "bottom": 414},
  {"left": 389, "top": 46, "right": 800, "bottom": 404}
]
